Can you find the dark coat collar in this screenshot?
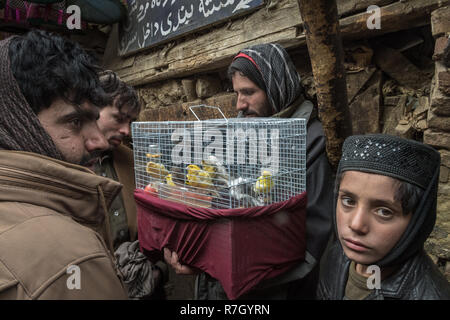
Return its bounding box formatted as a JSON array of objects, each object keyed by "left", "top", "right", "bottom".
[{"left": 318, "top": 241, "right": 450, "bottom": 300}]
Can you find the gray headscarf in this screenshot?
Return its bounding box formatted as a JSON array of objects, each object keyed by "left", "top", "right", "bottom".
[
  {"left": 229, "top": 43, "right": 303, "bottom": 113},
  {"left": 335, "top": 134, "right": 440, "bottom": 268},
  {"left": 0, "top": 36, "right": 63, "bottom": 160}
]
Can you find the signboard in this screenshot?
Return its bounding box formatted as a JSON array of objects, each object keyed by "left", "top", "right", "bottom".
[{"left": 118, "top": 0, "right": 264, "bottom": 56}]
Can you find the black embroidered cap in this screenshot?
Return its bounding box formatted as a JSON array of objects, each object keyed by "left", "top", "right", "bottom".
[{"left": 338, "top": 134, "right": 440, "bottom": 190}]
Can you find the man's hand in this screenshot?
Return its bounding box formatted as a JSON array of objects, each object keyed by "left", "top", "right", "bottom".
[{"left": 163, "top": 248, "right": 200, "bottom": 275}]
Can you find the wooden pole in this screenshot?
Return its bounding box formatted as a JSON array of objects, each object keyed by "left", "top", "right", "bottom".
[{"left": 297, "top": 0, "right": 352, "bottom": 170}]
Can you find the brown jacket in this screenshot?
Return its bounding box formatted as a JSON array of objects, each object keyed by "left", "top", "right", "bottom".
[
  {"left": 0, "top": 151, "right": 128, "bottom": 299},
  {"left": 112, "top": 144, "right": 137, "bottom": 242},
  {"left": 110, "top": 145, "right": 169, "bottom": 287}
]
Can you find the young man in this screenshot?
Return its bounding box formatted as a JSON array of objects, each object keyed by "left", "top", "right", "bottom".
[
  {"left": 95, "top": 70, "right": 141, "bottom": 250},
  {"left": 165, "top": 43, "right": 334, "bottom": 299},
  {"left": 96, "top": 71, "right": 167, "bottom": 299},
  {"left": 0, "top": 30, "right": 127, "bottom": 299},
  {"left": 317, "top": 134, "right": 450, "bottom": 300}
]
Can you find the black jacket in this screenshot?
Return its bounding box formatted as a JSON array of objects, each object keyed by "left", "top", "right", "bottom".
[{"left": 317, "top": 241, "right": 450, "bottom": 300}]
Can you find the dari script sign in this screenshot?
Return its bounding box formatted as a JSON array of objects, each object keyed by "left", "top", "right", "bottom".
[{"left": 118, "top": 0, "right": 264, "bottom": 56}]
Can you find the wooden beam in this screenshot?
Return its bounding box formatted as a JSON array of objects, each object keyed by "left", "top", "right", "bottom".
[
  {"left": 105, "top": 0, "right": 450, "bottom": 87},
  {"left": 339, "top": 0, "right": 450, "bottom": 40},
  {"left": 139, "top": 93, "right": 238, "bottom": 121},
  {"left": 298, "top": 0, "right": 352, "bottom": 170},
  {"left": 104, "top": 0, "right": 303, "bottom": 86},
  {"left": 336, "top": 0, "right": 395, "bottom": 18}
]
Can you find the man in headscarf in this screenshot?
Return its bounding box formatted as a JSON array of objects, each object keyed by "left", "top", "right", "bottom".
[
  {"left": 165, "top": 43, "right": 334, "bottom": 299},
  {"left": 230, "top": 43, "right": 306, "bottom": 118},
  {"left": 0, "top": 30, "right": 127, "bottom": 299},
  {"left": 318, "top": 134, "right": 450, "bottom": 299}
]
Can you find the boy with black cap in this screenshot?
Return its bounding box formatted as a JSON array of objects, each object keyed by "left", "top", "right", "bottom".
[{"left": 318, "top": 134, "right": 450, "bottom": 300}]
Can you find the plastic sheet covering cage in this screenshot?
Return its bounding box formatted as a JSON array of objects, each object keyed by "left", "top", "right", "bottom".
[
  {"left": 132, "top": 115, "right": 308, "bottom": 299},
  {"left": 132, "top": 117, "right": 307, "bottom": 208}
]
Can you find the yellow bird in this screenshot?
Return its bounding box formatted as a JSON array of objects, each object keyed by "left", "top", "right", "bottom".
[
  {"left": 201, "top": 156, "right": 229, "bottom": 188},
  {"left": 146, "top": 153, "right": 161, "bottom": 158},
  {"left": 146, "top": 161, "right": 168, "bottom": 180},
  {"left": 186, "top": 164, "right": 213, "bottom": 189},
  {"left": 201, "top": 160, "right": 216, "bottom": 177},
  {"left": 166, "top": 174, "right": 176, "bottom": 187},
  {"left": 254, "top": 170, "right": 274, "bottom": 194}
]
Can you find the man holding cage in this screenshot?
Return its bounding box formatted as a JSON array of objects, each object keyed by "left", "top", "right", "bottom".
[{"left": 165, "top": 43, "right": 334, "bottom": 299}]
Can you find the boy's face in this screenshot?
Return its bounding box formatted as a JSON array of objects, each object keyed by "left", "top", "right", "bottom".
[{"left": 336, "top": 171, "right": 412, "bottom": 265}]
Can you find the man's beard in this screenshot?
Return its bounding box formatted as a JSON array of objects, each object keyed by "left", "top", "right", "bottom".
[
  {"left": 238, "top": 101, "right": 273, "bottom": 118},
  {"left": 79, "top": 150, "right": 104, "bottom": 167},
  {"left": 108, "top": 134, "right": 125, "bottom": 148}
]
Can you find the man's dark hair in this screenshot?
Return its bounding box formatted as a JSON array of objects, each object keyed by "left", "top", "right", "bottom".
[
  {"left": 334, "top": 172, "right": 424, "bottom": 215},
  {"left": 8, "top": 29, "right": 110, "bottom": 114},
  {"left": 99, "top": 70, "right": 140, "bottom": 115}
]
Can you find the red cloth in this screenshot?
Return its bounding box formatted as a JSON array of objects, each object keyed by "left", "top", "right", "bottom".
[{"left": 135, "top": 189, "right": 307, "bottom": 299}]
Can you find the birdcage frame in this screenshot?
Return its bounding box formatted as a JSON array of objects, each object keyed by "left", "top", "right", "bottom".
[{"left": 131, "top": 111, "right": 307, "bottom": 209}]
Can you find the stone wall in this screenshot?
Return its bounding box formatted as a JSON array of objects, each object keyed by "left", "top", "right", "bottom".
[{"left": 423, "top": 6, "right": 450, "bottom": 280}]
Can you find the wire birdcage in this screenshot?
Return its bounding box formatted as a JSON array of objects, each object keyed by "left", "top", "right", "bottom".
[{"left": 132, "top": 108, "right": 307, "bottom": 209}]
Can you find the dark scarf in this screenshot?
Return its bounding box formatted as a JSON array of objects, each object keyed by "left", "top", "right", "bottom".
[
  {"left": 230, "top": 43, "right": 303, "bottom": 113},
  {"left": 0, "top": 37, "right": 63, "bottom": 160},
  {"left": 335, "top": 134, "right": 440, "bottom": 268}
]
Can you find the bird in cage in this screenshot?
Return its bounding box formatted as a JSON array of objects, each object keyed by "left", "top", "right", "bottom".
[
  {"left": 230, "top": 177, "right": 264, "bottom": 207},
  {"left": 146, "top": 153, "right": 161, "bottom": 158},
  {"left": 254, "top": 170, "right": 274, "bottom": 194},
  {"left": 253, "top": 170, "right": 274, "bottom": 205},
  {"left": 165, "top": 174, "right": 176, "bottom": 187},
  {"left": 185, "top": 164, "right": 213, "bottom": 189},
  {"left": 146, "top": 161, "right": 169, "bottom": 180},
  {"left": 201, "top": 155, "right": 229, "bottom": 189}
]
